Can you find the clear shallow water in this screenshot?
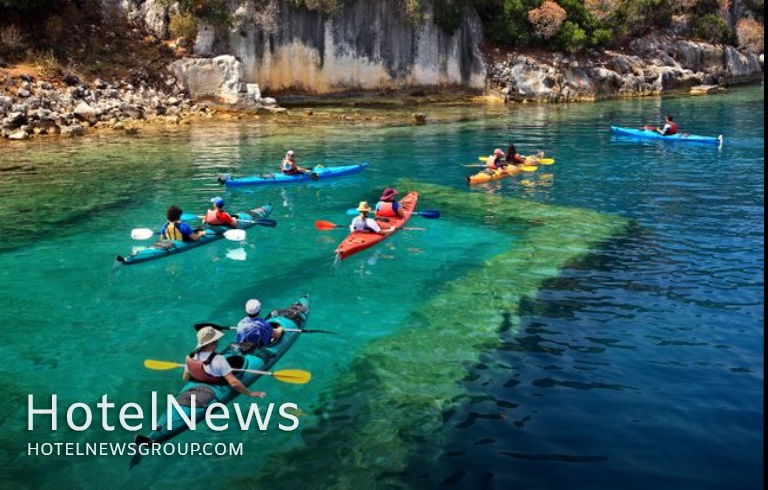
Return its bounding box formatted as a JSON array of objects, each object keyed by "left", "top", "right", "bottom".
[{"left": 0, "top": 85, "right": 763, "bottom": 489}]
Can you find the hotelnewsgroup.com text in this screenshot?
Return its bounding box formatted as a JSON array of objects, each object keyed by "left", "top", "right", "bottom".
[{"left": 27, "top": 441, "right": 243, "bottom": 457}]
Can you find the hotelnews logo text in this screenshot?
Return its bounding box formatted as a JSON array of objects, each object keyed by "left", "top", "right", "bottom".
[{"left": 27, "top": 393, "right": 300, "bottom": 432}]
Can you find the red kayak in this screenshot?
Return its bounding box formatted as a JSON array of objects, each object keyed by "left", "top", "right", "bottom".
[{"left": 335, "top": 192, "right": 419, "bottom": 260}]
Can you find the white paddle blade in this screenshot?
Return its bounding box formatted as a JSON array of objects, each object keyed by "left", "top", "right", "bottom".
[
  {"left": 131, "top": 228, "right": 155, "bottom": 240},
  {"left": 226, "top": 248, "right": 247, "bottom": 261},
  {"left": 223, "top": 229, "right": 246, "bottom": 241}
]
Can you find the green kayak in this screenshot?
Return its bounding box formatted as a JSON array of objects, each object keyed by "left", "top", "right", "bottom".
[{"left": 130, "top": 295, "right": 310, "bottom": 466}]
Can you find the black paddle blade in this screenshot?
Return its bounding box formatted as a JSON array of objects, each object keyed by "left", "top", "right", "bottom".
[
  {"left": 255, "top": 219, "right": 278, "bottom": 228},
  {"left": 194, "top": 322, "right": 230, "bottom": 331}
]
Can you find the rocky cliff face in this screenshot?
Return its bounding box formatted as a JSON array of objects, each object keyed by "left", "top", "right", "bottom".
[
  {"left": 107, "top": 1, "right": 762, "bottom": 103},
  {"left": 488, "top": 35, "right": 763, "bottom": 103},
  {"left": 192, "top": 1, "right": 486, "bottom": 94}
]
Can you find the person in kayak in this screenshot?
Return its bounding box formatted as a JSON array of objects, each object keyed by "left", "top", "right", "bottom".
[
  {"left": 505, "top": 145, "right": 527, "bottom": 165},
  {"left": 281, "top": 150, "right": 309, "bottom": 175},
  {"left": 656, "top": 115, "right": 678, "bottom": 135},
  {"left": 350, "top": 201, "right": 395, "bottom": 235},
  {"left": 203, "top": 197, "right": 238, "bottom": 228},
  {"left": 506, "top": 145, "right": 545, "bottom": 165},
  {"left": 236, "top": 299, "right": 284, "bottom": 347},
  {"left": 375, "top": 188, "right": 405, "bottom": 218},
  {"left": 485, "top": 148, "right": 506, "bottom": 171},
  {"left": 183, "top": 326, "right": 266, "bottom": 398},
  {"left": 161, "top": 205, "right": 206, "bottom": 242}
]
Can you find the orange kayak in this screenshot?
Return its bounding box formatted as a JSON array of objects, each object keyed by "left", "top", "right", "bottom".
[
  {"left": 467, "top": 165, "right": 524, "bottom": 184},
  {"left": 335, "top": 191, "right": 419, "bottom": 260}
]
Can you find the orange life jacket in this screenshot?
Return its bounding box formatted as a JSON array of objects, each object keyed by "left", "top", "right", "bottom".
[
  {"left": 376, "top": 202, "right": 397, "bottom": 218},
  {"left": 205, "top": 209, "right": 225, "bottom": 225},
  {"left": 185, "top": 352, "right": 228, "bottom": 385}
]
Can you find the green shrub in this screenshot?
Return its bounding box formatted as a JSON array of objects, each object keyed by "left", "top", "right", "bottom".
[
  {"left": 620, "top": 0, "right": 674, "bottom": 36},
  {"left": 590, "top": 27, "right": 614, "bottom": 47},
  {"left": 169, "top": 13, "right": 198, "bottom": 41},
  {"left": 692, "top": 13, "right": 734, "bottom": 43},
  {"left": 557, "top": 20, "right": 587, "bottom": 51}
]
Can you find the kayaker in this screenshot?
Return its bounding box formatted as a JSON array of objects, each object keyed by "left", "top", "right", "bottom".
[
  {"left": 505, "top": 145, "right": 527, "bottom": 165},
  {"left": 506, "top": 145, "right": 545, "bottom": 165},
  {"left": 161, "top": 205, "right": 206, "bottom": 242},
  {"left": 236, "top": 299, "right": 284, "bottom": 347},
  {"left": 183, "top": 326, "right": 267, "bottom": 398},
  {"left": 656, "top": 115, "right": 678, "bottom": 135},
  {"left": 485, "top": 148, "right": 506, "bottom": 171},
  {"left": 203, "top": 197, "right": 238, "bottom": 228},
  {"left": 281, "top": 150, "right": 309, "bottom": 175},
  {"left": 350, "top": 201, "right": 395, "bottom": 235},
  {"left": 375, "top": 188, "right": 405, "bottom": 218}
]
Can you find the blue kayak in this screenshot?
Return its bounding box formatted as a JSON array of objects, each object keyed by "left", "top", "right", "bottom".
[
  {"left": 611, "top": 126, "right": 723, "bottom": 145},
  {"left": 219, "top": 163, "right": 368, "bottom": 187},
  {"left": 134, "top": 295, "right": 309, "bottom": 449},
  {"left": 116, "top": 204, "right": 273, "bottom": 266}
]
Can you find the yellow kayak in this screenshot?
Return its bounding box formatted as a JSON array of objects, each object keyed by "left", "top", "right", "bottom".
[{"left": 467, "top": 165, "right": 524, "bottom": 184}]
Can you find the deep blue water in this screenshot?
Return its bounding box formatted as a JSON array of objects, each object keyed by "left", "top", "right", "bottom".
[{"left": 0, "top": 84, "right": 763, "bottom": 489}]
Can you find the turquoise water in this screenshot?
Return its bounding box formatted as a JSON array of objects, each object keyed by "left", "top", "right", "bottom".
[{"left": 0, "top": 85, "right": 763, "bottom": 489}]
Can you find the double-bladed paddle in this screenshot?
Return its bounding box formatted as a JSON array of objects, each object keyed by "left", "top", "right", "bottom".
[
  {"left": 463, "top": 164, "right": 539, "bottom": 172},
  {"left": 180, "top": 213, "right": 278, "bottom": 228},
  {"left": 130, "top": 228, "right": 246, "bottom": 241},
  {"left": 143, "top": 359, "right": 311, "bottom": 384},
  {"left": 314, "top": 220, "right": 424, "bottom": 231},
  {"left": 193, "top": 322, "right": 337, "bottom": 335},
  {"left": 477, "top": 155, "right": 555, "bottom": 165},
  {"left": 345, "top": 208, "right": 440, "bottom": 218}
]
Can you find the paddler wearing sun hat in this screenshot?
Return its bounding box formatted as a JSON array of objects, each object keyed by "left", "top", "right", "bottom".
[
  {"left": 375, "top": 187, "right": 405, "bottom": 218},
  {"left": 349, "top": 201, "right": 395, "bottom": 235}
]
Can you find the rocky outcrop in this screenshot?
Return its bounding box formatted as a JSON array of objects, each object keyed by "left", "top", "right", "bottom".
[
  {"left": 195, "top": 0, "right": 486, "bottom": 94},
  {"left": 0, "top": 73, "right": 213, "bottom": 140},
  {"left": 170, "top": 55, "right": 284, "bottom": 113},
  {"left": 488, "top": 34, "right": 763, "bottom": 102}
]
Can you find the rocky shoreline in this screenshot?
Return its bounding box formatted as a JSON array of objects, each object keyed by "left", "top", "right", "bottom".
[
  {"left": 0, "top": 35, "right": 763, "bottom": 142},
  {"left": 487, "top": 35, "right": 763, "bottom": 102}
]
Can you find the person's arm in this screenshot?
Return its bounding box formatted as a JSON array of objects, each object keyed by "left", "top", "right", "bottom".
[
  {"left": 367, "top": 218, "right": 382, "bottom": 234},
  {"left": 224, "top": 373, "right": 266, "bottom": 398},
  {"left": 220, "top": 211, "right": 238, "bottom": 227}
]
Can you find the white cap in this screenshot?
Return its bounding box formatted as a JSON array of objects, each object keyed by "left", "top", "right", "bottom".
[
  {"left": 245, "top": 299, "right": 262, "bottom": 315},
  {"left": 196, "top": 327, "right": 224, "bottom": 349},
  {"left": 286, "top": 150, "right": 294, "bottom": 156}
]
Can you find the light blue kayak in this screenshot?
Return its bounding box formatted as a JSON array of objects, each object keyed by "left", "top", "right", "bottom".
[
  {"left": 116, "top": 204, "right": 273, "bottom": 266},
  {"left": 131, "top": 295, "right": 309, "bottom": 456},
  {"left": 219, "top": 163, "right": 368, "bottom": 187},
  {"left": 611, "top": 126, "right": 723, "bottom": 145}
]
